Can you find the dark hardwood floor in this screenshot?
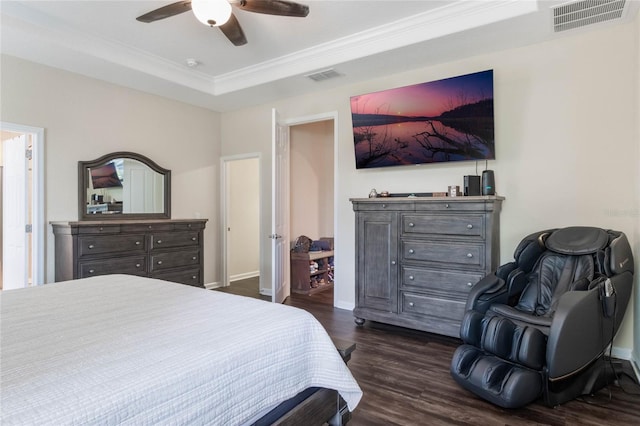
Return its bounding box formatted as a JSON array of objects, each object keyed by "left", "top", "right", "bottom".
[{"left": 215, "top": 281, "right": 640, "bottom": 425}]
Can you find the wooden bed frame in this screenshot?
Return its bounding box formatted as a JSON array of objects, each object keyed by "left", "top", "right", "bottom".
[
  {"left": 260, "top": 338, "right": 356, "bottom": 425},
  {"left": 263, "top": 388, "right": 349, "bottom": 426}
]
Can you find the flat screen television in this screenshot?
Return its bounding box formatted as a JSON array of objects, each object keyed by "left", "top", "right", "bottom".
[
  {"left": 90, "top": 161, "right": 122, "bottom": 189},
  {"left": 350, "top": 70, "right": 494, "bottom": 169}
]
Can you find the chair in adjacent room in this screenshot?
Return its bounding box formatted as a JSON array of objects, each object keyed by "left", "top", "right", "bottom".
[{"left": 450, "top": 226, "right": 634, "bottom": 408}]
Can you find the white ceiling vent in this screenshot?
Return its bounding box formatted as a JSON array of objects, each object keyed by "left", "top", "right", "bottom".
[
  {"left": 552, "top": 0, "right": 627, "bottom": 32},
  {"left": 305, "top": 68, "right": 343, "bottom": 82}
]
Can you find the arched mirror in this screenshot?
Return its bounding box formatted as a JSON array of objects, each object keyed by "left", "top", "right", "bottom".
[{"left": 79, "top": 152, "right": 171, "bottom": 220}]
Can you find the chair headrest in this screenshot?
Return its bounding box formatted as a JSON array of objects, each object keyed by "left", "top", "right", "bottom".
[
  {"left": 608, "top": 231, "right": 634, "bottom": 275},
  {"left": 545, "top": 226, "right": 608, "bottom": 255},
  {"left": 513, "top": 229, "right": 554, "bottom": 272}
]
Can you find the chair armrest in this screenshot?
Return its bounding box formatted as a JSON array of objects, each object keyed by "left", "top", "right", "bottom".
[
  {"left": 466, "top": 273, "right": 508, "bottom": 313},
  {"left": 547, "top": 272, "right": 634, "bottom": 380},
  {"left": 546, "top": 287, "right": 605, "bottom": 379}
]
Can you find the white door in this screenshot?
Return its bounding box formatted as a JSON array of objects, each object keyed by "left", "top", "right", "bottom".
[
  {"left": 271, "top": 109, "right": 290, "bottom": 303},
  {"left": 122, "top": 159, "right": 163, "bottom": 213},
  {"left": 2, "top": 135, "right": 28, "bottom": 289}
]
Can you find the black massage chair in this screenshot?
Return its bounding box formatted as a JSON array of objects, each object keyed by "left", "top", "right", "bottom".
[{"left": 450, "top": 226, "right": 634, "bottom": 408}]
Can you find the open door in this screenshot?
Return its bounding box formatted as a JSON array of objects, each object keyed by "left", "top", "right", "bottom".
[
  {"left": 2, "top": 135, "right": 28, "bottom": 289},
  {"left": 271, "top": 109, "right": 290, "bottom": 303}
]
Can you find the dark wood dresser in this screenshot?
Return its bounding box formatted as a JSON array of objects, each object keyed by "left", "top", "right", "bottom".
[
  {"left": 351, "top": 196, "right": 503, "bottom": 337},
  {"left": 51, "top": 219, "right": 207, "bottom": 288}
]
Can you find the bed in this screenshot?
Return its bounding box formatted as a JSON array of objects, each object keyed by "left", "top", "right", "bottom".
[{"left": 0, "top": 275, "right": 362, "bottom": 425}]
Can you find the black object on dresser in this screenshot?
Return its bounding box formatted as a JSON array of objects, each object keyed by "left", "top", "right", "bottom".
[
  {"left": 52, "top": 219, "right": 207, "bottom": 287},
  {"left": 351, "top": 196, "right": 503, "bottom": 337}
]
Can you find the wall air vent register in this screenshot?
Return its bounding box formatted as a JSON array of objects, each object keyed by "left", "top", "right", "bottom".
[{"left": 552, "top": 0, "right": 627, "bottom": 32}]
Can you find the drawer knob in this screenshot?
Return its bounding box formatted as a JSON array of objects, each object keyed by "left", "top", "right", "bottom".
[
  {"left": 409, "top": 302, "right": 414, "bottom": 307},
  {"left": 467, "top": 224, "right": 473, "bottom": 229},
  {"left": 157, "top": 260, "right": 163, "bottom": 265},
  {"left": 467, "top": 282, "right": 473, "bottom": 287},
  {"left": 467, "top": 253, "right": 473, "bottom": 258},
  {"left": 188, "top": 224, "right": 192, "bottom": 228},
  {"left": 192, "top": 256, "right": 197, "bottom": 260},
  {"left": 191, "top": 237, "right": 197, "bottom": 241},
  {"left": 445, "top": 204, "right": 450, "bottom": 208},
  {"left": 409, "top": 275, "right": 414, "bottom": 280},
  {"left": 157, "top": 240, "right": 162, "bottom": 244},
  {"left": 192, "top": 275, "right": 197, "bottom": 280},
  {"left": 408, "top": 222, "right": 415, "bottom": 227},
  {"left": 99, "top": 227, "right": 104, "bottom": 231},
  {"left": 409, "top": 249, "right": 415, "bottom": 254},
  {"left": 88, "top": 269, "right": 95, "bottom": 274},
  {"left": 391, "top": 260, "right": 396, "bottom": 265},
  {"left": 382, "top": 204, "right": 387, "bottom": 208},
  {"left": 136, "top": 264, "right": 141, "bottom": 268},
  {"left": 88, "top": 244, "right": 95, "bottom": 249},
  {"left": 148, "top": 225, "right": 152, "bottom": 229},
  {"left": 135, "top": 241, "right": 141, "bottom": 245}
]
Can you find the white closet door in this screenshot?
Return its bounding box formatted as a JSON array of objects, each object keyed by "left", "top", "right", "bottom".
[
  {"left": 3, "top": 135, "right": 28, "bottom": 289},
  {"left": 271, "top": 109, "right": 290, "bottom": 303}
]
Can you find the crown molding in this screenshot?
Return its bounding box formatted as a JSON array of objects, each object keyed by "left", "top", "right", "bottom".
[
  {"left": 212, "top": 0, "right": 539, "bottom": 94},
  {"left": 1, "top": 2, "right": 215, "bottom": 94},
  {"left": 1, "top": 1, "right": 538, "bottom": 98}
]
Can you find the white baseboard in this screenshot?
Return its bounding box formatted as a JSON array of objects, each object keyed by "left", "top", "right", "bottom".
[
  {"left": 230, "top": 271, "right": 260, "bottom": 282},
  {"left": 260, "top": 288, "right": 272, "bottom": 296},
  {"left": 631, "top": 355, "right": 640, "bottom": 383},
  {"left": 611, "top": 346, "right": 632, "bottom": 360},
  {"left": 334, "top": 300, "right": 355, "bottom": 311},
  {"left": 204, "top": 281, "right": 222, "bottom": 290}
]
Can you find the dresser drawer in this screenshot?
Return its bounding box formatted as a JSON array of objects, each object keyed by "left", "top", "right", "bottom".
[
  {"left": 402, "top": 240, "right": 485, "bottom": 268},
  {"left": 400, "top": 291, "right": 467, "bottom": 324},
  {"left": 150, "top": 232, "right": 200, "bottom": 249},
  {"left": 414, "top": 201, "right": 486, "bottom": 212},
  {"left": 122, "top": 223, "right": 175, "bottom": 233},
  {"left": 150, "top": 249, "right": 200, "bottom": 271},
  {"left": 152, "top": 268, "right": 202, "bottom": 287},
  {"left": 78, "top": 234, "right": 146, "bottom": 257},
  {"left": 174, "top": 222, "right": 206, "bottom": 231},
  {"left": 77, "top": 225, "right": 121, "bottom": 234},
  {"left": 79, "top": 256, "right": 147, "bottom": 278},
  {"left": 354, "top": 201, "right": 415, "bottom": 211},
  {"left": 402, "top": 214, "right": 484, "bottom": 238},
  {"left": 401, "top": 267, "right": 483, "bottom": 298}
]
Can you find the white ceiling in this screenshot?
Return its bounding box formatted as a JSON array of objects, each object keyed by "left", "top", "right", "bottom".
[{"left": 1, "top": 0, "right": 638, "bottom": 112}]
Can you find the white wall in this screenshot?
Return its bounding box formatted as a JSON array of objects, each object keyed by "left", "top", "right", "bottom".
[
  {"left": 290, "top": 121, "right": 334, "bottom": 242},
  {"left": 634, "top": 12, "right": 640, "bottom": 370},
  {"left": 227, "top": 157, "right": 260, "bottom": 280},
  {"left": 221, "top": 20, "right": 639, "bottom": 354},
  {"left": 0, "top": 55, "right": 221, "bottom": 285}
]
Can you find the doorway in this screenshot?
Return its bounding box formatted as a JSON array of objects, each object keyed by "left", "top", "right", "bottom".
[
  {"left": 289, "top": 120, "right": 335, "bottom": 305},
  {"left": 0, "top": 122, "right": 44, "bottom": 290},
  {"left": 277, "top": 112, "right": 337, "bottom": 306},
  {"left": 220, "top": 154, "right": 261, "bottom": 298}
]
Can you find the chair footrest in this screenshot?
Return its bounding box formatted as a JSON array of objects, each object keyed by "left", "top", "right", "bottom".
[{"left": 450, "top": 345, "right": 543, "bottom": 408}]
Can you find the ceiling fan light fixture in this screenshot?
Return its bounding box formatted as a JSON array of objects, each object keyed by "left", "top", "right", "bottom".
[{"left": 192, "top": 0, "right": 232, "bottom": 27}]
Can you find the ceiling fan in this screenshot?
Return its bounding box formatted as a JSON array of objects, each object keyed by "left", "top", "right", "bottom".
[{"left": 136, "top": 0, "right": 310, "bottom": 46}]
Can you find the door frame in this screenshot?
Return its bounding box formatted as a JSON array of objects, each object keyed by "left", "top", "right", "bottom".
[
  {"left": 277, "top": 111, "right": 339, "bottom": 304},
  {"left": 220, "top": 152, "right": 262, "bottom": 289},
  {"left": 0, "top": 122, "right": 45, "bottom": 286}
]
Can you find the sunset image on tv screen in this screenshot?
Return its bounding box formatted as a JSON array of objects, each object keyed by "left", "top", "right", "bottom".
[{"left": 350, "top": 70, "right": 494, "bottom": 169}]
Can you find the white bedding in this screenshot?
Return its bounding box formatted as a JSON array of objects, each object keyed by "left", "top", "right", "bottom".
[{"left": 0, "top": 275, "right": 362, "bottom": 425}]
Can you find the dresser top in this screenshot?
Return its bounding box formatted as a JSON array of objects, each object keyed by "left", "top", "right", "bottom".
[
  {"left": 50, "top": 218, "right": 208, "bottom": 226},
  {"left": 350, "top": 195, "right": 504, "bottom": 203}
]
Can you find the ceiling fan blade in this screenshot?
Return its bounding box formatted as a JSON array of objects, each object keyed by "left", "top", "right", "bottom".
[
  {"left": 219, "top": 13, "right": 248, "bottom": 46},
  {"left": 237, "top": 0, "right": 309, "bottom": 17},
  {"left": 136, "top": 1, "right": 193, "bottom": 23}
]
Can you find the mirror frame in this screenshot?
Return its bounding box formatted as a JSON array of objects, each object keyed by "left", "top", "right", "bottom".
[{"left": 78, "top": 151, "right": 171, "bottom": 221}]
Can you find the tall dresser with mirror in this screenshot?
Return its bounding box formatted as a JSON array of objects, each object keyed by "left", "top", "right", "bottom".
[{"left": 52, "top": 152, "right": 207, "bottom": 288}]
